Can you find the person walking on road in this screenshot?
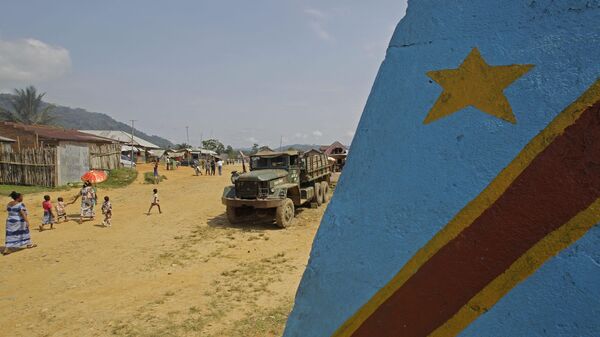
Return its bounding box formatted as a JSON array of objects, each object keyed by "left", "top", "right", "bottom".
[
  {"left": 3, "top": 191, "right": 36, "bottom": 255},
  {"left": 147, "top": 189, "right": 162, "bottom": 215},
  {"left": 71, "top": 181, "right": 96, "bottom": 224},
  {"left": 39, "top": 195, "right": 55, "bottom": 231},
  {"left": 217, "top": 158, "right": 224, "bottom": 176},
  {"left": 204, "top": 159, "right": 210, "bottom": 175},
  {"left": 102, "top": 196, "right": 112, "bottom": 227},
  {"left": 153, "top": 161, "right": 160, "bottom": 184}
]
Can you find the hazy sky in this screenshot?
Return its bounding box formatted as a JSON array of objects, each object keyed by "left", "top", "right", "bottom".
[{"left": 0, "top": 1, "right": 407, "bottom": 148}]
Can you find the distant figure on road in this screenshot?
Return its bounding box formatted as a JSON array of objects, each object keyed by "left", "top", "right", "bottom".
[
  {"left": 72, "top": 181, "right": 96, "bottom": 224},
  {"left": 147, "top": 188, "right": 162, "bottom": 215},
  {"left": 3, "top": 191, "right": 36, "bottom": 255},
  {"left": 102, "top": 196, "right": 112, "bottom": 227},
  {"left": 153, "top": 161, "right": 160, "bottom": 184},
  {"left": 210, "top": 160, "right": 216, "bottom": 176},
  {"left": 193, "top": 159, "right": 201, "bottom": 176},
  {"left": 39, "top": 195, "right": 55, "bottom": 231},
  {"left": 217, "top": 159, "right": 224, "bottom": 175},
  {"left": 55, "top": 197, "right": 68, "bottom": 223},
  {"left": 205, "top": 159, "right": 211, "bottom": 175}
]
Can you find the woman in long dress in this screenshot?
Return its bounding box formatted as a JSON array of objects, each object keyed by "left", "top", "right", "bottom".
[
  {"left": 71, "top": 181, "right": 96, "bottom": 223},
  {"left": 3, "top": 191, "right": 36, "bottom": 255}
]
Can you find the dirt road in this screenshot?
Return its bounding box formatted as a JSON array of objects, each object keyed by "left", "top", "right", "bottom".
[{"left": 0, "top": 164, "right": 326, "bottom": 337}]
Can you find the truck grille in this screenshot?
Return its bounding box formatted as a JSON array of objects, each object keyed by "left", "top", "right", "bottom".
[{"left": 237, "top": 181, "right": 258, "bottom": 199}]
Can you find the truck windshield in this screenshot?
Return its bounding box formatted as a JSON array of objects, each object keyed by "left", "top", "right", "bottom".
[{"left": 250, "top": 156, "right": 288, "bottom": 169}]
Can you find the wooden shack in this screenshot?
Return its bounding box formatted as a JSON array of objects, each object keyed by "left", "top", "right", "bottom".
[{"left": 0, "top": 122, "right": 120, "bottom": 186}]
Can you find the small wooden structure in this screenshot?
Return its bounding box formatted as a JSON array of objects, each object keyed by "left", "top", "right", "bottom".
[
  {"left": 0, "top": 135, "right": 15, "bottom": 152},
  {"left": 89, "top": 143, "right": 121, "bottom": 170},
  {"left": 0, "top": 122, "right": 120, "bottom": 186},
  {"left": 80, "top": 130, "right": 161, "bottom": 163},
  {"left": 0, "top": 147, "right": 56, "bottom": 187}
]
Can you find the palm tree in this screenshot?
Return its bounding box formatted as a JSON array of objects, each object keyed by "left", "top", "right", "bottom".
[{"left": 0, "top": 86, "right": 54, "bottom": 125}]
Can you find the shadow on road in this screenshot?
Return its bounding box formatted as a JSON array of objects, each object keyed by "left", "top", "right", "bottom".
[{"left": 207, "top": 213, "right": 285, "bottom": 231}]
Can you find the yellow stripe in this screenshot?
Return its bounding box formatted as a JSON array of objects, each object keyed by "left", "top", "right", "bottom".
[
  {"left": 429, "top": 198, "right": 600, "bottom": 337},
  {"left": 332, "top": 79, "right": 600, "bottom": 337}
]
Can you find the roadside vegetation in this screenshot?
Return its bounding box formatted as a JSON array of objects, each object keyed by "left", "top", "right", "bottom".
[
  {"left": 0, "top": 168, "right": 137, "bottom": 196},
  {"left": 98, "top": 168, "right": 138, "bottom": 189},
  {"left": 144, "top": 171, "right": 167, "bottom": 184},
  {"left": 0, "top": 184, "right": 70, "bottom": 196}
]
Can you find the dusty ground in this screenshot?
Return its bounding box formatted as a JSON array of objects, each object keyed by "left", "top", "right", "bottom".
[{"left": 0, "top": 164, "right": 327, "bottom": 337}]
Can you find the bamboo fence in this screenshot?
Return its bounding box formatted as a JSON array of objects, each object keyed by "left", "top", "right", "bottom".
[
  {"left": 89, "top": 143, "right": 121, "bottom": 170},
  {"left": 0, "top": 148, "right": 56, "bottom": 187}
]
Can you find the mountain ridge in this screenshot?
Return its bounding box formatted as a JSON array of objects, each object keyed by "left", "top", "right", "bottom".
[{"left": 0, "top": 93, "right": 173, "bottom": 148}]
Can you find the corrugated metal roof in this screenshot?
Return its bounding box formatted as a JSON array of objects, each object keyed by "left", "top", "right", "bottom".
[
  {"left": 80, "top": 130, "right": 160, "bottom": 149},
  {"left": 1, "top": 122, "right": 113, "bottom": 143},
  {"left": 189, "top": 148, "right": 217, "bottom": 155},
  {"left": 167, "top": 150, "right": 187, "bottom": 157},
  {"left": 0, "top": 135, "right": 16, "bottom": 142},
  {"left": 148, "top": 149, "right": 166, "bottom": 157},
  {"left": 121, "top": 145, "right": 144, "bottom": 152},
  {"left": 322, "top": 141, "right": 348, "bottom": 155}
]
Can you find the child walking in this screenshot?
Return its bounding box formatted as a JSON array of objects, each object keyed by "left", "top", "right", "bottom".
[
  {"left": 147, "top": 188, "right": 162, "bottom": 215},
  {"left": 55, "top": 197, "right": 68, "bottom": 223},
  {"left": 101, "top": 196, "right": 112, "bottom": 227},
  {"left": 40, "top": 195, "right": 55, "bottom": 231}
]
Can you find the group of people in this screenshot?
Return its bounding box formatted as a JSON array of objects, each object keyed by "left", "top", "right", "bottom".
[
  {"left": 3, "top": 182, "right": 163, "bottom": 256},
  {"left": 36, "top": 181, "right": 114, "bottom": 229},
  {"left": 192, "top": 158, "right": 223, "bottom": 176},
  {"left": 2, "top": 185, "right": 111, "bottom": 255}
]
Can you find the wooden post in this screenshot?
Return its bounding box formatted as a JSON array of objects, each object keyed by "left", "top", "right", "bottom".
[{"left": 54, "top": 145, "right": 59, "bottom": 187}]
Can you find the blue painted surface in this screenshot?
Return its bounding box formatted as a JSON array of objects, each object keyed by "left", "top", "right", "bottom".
[{"left": 283, "top": 1, "right": 600, "bottom": 336}]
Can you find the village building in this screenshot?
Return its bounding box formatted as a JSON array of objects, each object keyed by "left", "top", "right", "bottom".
[
  {"left": 320, "top": 141, "right": 349, "bottom": 172},
  {"left": 147, "top": 149, "right": 167, "bottom": 162},
  {"left": 0, "top": 122, "right": 120, "bottom": 186},
  {"left": 79, "top": 130, "right": 160, "bottom": 163},
  {"left": 189, "top": 147, "right": 218, "bottom": 161}
]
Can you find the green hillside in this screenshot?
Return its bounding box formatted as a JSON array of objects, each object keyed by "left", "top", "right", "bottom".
[{"left": 0, "top": 93, "right": 173, "bottom": 148}]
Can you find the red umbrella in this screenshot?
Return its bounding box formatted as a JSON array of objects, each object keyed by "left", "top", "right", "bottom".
[{"left": 81, "top": 170, "right": 108, "bottom": 183}]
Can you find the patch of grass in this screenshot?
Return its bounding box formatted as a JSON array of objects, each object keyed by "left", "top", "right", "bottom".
[
  {"left": 0, "top": 184, "right": 71, "bottom": 196},
  {"left": 219, "top": 300, "right": 293, "bottom": 337},
  {"left": 144, "top": 172, "right": 168, "bottom": 184},
  {"left": 98, "top": 168, "right": 138, "bottom": 189}
]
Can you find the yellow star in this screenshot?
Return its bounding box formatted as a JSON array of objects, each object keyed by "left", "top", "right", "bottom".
[{"left": 424, "top": 48, "right": 533, "bottom": 124}]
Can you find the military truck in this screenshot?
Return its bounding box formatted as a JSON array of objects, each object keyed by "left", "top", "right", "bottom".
[{"left": 222, "top": 150, "right": 331, "bottom": 228}]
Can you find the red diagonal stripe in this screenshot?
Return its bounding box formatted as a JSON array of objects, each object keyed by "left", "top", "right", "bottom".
[{"left": 352, "top": 100, "right": 600, "bottom": 337}]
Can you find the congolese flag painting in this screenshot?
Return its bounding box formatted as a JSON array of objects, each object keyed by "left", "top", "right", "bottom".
[{"left": 284, "top": 1, "right": 600, "bottom": 337}]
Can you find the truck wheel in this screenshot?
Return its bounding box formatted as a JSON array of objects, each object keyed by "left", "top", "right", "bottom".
[
  {"left": 276, "top": 198, "right": 295, "bottom": 228},
  {"left": 321, "top": 181, "right": 330, "bottom": 203},
  {"left": 314, "top": 182, "right": 323, "bottom": 206},
  {"left": 226, "top": 206, "right": 242, "bottom": 224}
]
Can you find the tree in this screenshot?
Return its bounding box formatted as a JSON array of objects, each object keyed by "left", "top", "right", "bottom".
[
  {"left": 251, "top": 143, "right": 259, "bottom": 155},
  {"left": 0, "top": 86, "right": 54, "bottom": 125},
  {"left": 174, "top": 143, "right": 191, "bottom": 150},
  {"left": 225, "top": 145, "right": 237, "bottom": 159},
  {"left": 202, "top": 139, "right": 225, "bottom": 154}
]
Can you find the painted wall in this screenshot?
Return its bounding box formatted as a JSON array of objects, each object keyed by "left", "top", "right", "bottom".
[
  {"left": 284, "top": 1, "right": 600, "bottom": 337},
  {"left": 57, "top": 141, "right": 89, "bottom": 185}
]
